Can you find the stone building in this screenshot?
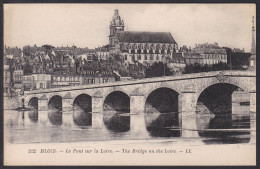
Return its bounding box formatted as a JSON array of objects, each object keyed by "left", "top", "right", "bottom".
[
  {"left": 95, "top": 46, "right": 110, "bottom": 61},
  {"left": 22, "top": 73, "right": 51, "bottom": 91},
  {"left": 183, "top": 52, "right": 204, "bottom": 65},
  {"left": 13, "top": 64, "right": 24, "bottom": 91},
  {"left": 184, "top": 42, "right": 227, "bottom": 65},
  {"left": 108, "top": 9, "right": 179, "bottom": 65},
  {"left": 80, "top": 63, "right": 116, "bottom": 85}
]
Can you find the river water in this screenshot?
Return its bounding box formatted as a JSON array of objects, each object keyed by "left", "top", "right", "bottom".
[{"left": 4, "top": 109, "right": 256, "bottom": 145}]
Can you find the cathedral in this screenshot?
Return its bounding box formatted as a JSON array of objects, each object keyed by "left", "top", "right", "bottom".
[{"left": 109, "top": 9, "right": 179, "bottom": 65}]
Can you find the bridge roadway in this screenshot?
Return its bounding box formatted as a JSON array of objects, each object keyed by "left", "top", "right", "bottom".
[{"left": 24, "top": 70, "right": 256, "bottom": 114}]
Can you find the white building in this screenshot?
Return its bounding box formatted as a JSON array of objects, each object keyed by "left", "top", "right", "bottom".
[{"left": 22, "top": 74, "right": 51, "bottom": 91}]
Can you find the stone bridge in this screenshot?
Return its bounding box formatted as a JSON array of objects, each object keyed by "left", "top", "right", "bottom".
[{"left": 24, "top": 70, "right": 256, "bottom": 115}]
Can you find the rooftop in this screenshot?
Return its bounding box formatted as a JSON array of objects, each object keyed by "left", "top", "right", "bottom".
[{"left": 116, "top": 31, "right": 177, "bottom": 44}]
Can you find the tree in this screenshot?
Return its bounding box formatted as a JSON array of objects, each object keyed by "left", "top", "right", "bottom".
[
  {"left": 145, "top": 62, "right": 172, "bottom": 78},
  {"left": 42, "top": 45, "right": 55, "bottom": 50},
  {"left": 184, "top": 62, "right": 230, "bottom": 74}
]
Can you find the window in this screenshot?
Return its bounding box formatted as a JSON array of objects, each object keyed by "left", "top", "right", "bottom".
[
  {"left": 125, "top": 55, "right": 127, "bottom": 60},
  {"left": 150, "top": 55, "right": 154, "bottom": 60},
  {"left": 138, "top": 55, "right": 141, "bottom": 60},
  {"left": 40, "top": 83, "right": 43, "bottom": 88},
  {"left": 145, "top": 55, "right": 147, "bottom": 60},
  {"left": 156, "top": 55, "right": 159, "bottom": 60}
]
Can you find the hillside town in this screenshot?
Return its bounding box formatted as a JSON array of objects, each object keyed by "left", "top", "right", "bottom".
[{"left": 3, "top": 9, "right": 255, "bottom": 98}]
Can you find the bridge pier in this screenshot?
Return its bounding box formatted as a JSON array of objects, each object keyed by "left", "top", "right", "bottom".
[
  {"left": 130, "top": 95, "right": 145, "bottom": 114},
  {"left": 179, "top": 92, "right": 197, "bottom": 116},
  {"left": 181, "top": 114, "right": 199, "bottom": 138},
  {"left": 232, "top": 90, "right": 250, "bottom": 114},
  {"left": 91, "top": 96, "right": 104, "bottom": 129},
  {"left": 250, "top": 92, "right": 256, "bottom": 113},
  {"left": 38, "top": 98, "right": 48, "bottom": 111},
  {"left": 92, "top": 112, "right": 104, "bottom": 129},
  {"left": 92, "top": 96, "right": 103, "bottom": 113},
  {"left": 129, "top": 95, "right": 148, "bottom": 136},
  {"left": 62, "top": 98, "right": 74, "bottom": 112}
]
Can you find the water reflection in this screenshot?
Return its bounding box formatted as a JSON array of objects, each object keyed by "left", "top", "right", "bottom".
[
  {"left": 145, "top": 112, "right": 181, "bottom": 137},
  {"left": 73, "top": 109, "right": 92, "bottom": 127},
  {"left": 48, "top": 110, "right": 62, "bottom": 126},
  {"left": 198, "top": 115, "right": 251, "bottom": 144},
  {"left": 4, "top": 108, "right": 254, "bottom": 144},
  {"left": 103, "top": 111, "right": 130, "bottom": 132},
  {"left": 28, "top": 111, "right": 38, "bottom": 123},
  {"left": 5, "top": 111, "right": 20, "bottom": 127}
]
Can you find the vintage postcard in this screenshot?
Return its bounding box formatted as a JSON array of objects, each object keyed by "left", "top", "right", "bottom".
[{"left": 3, "top": 3, "right": 256, "bottom": 166}]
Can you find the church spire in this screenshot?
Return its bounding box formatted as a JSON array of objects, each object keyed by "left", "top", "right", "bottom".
[{"left": 251, "top": 16, "right": 256, "bottom": 55}]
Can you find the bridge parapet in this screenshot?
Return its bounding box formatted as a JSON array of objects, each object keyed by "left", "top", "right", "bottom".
[{"left": 24, "top": 70, "right": 255, "bottom": 95}]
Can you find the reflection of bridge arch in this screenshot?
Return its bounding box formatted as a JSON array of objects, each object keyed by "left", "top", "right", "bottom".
[
  {"left": 48, "top": 95, "right": 62, "bottom": 111},
  {"left": 103, "top": 91, "right": 130, "bottom": 112},
  {"left": 145, "top": 87, "right": 179, "bottom": 113},
  {"left": 73, "top": 94, "right": 92, "bottom": 112},
  {"left": 196, "top": 83, "right": 248, "bottom": 115},
  {"left": 28, "top": 97, "right": 39, "bottom": 110}
]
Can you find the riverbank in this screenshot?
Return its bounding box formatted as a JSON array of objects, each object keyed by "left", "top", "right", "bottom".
[{"left": 3, "top": 96, "right": 21, "bottom": 110}]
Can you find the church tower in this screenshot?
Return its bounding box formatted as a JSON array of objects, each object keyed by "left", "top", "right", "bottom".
[{"left": 109, "top": 9, "right": 124, "bottom": 50}]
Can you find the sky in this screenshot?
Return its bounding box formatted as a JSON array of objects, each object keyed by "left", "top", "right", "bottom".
[{"left": 4, "top": 4, "right": 255, "bottom": 52}]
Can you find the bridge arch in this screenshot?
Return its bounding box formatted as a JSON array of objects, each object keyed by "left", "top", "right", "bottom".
[
  {"left": 145, "top": 87, "right": 179, "bottom": 113},
  {"left": 28, "top": 97, "right": 39, "bottom": 110},
  {"left": 103, "top": 91, "right": 130, "bottom": 112},
  {"left": 73, "top": 94, "right": 92, "bottom": 112},
  {"left": 196, "top": 82, "right": 249, "bottom": 115},
  {"left": 197, "top": 79, "right": 249, "bottom": 98},
  {"left": 145, "top": 85, "right": 180, "bottom": 100},
  {"left": 48, "top": 95, "right": 62, "bottom": 111}
]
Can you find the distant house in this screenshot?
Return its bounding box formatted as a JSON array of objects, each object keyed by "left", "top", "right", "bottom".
[
  {"left": 183, "top": 52, "right": 204, "bottom": 65},
  {"left": 13, "top": 64, "right": 24, "bottom": 91},
  {"left": 183, "top": 43, "right": 227, "bottom": 65},
  {"left": 22, "top": 73, "right": 51, "bottom": 91},
  {"left": 95, "top": 46, "right": 110, "bottom": 61},
  {"left": 80, "top": 64, "right": 116, "bottom": 85}
]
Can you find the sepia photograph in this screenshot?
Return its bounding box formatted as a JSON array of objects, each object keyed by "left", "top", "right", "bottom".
[{"left": 3, "top": 3, "right": 256, "bottom": 166}]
